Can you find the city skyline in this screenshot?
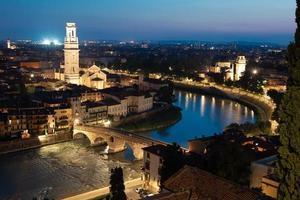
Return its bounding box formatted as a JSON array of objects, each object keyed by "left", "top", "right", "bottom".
[{"left": 0, "top": 0, "right": 295, "bottom": 44}]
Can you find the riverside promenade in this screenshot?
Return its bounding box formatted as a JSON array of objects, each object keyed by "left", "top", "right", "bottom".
[
  {"left": 173, "top": 80, "right": 277, "bottom": 132},
  {"left": 62, "top": 178, "right": 143, "bottom": 200}
]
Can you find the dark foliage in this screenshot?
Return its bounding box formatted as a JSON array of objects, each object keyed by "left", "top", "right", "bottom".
[
  {"left": 109, "top": 167, "right": 127, "bottom": 200},
  {"left": 276, "top": 1, "right": 300, "bottom": 199},
  {"left": 160, "top": 143, "right": 185, "bottom": 183},
  {"left": 267, "top": 89, "right": 284, "bottom": 120}
]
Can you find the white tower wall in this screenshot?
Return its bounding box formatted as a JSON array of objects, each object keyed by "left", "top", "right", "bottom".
[
  {"left": 7, "top": 39, "right": 11, "bottom": 49},
  {"left": 64, "top": 23, "right": 80, "bottom": 85},
  {"left": 234, "top": 56, "right": 246, "bottom": 81}
]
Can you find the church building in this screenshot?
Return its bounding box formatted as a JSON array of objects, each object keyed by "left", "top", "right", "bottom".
[{"left": 55, "top": 23, "right": 107, "bottom": 89}]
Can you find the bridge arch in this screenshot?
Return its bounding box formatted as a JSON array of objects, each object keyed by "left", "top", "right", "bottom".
[
  {"left": 73, "top": 125, "right": 168, "bottom": 160},
  {"left": 73, "top": 131, "right": 100, "bottom": 145}
]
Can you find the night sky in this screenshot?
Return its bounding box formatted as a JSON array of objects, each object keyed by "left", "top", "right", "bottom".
[{"left": 0, "top": 0, "right": 296, "bottom": 44}]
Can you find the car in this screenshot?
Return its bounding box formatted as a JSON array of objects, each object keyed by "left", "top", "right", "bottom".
[{"left": 135, "top": 187, "right": 143, "bottom": 193}]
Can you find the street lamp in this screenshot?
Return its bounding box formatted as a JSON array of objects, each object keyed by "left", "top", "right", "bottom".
[
  {"left": 252, "top": 69, "right": 258, "bottom": 75},
  {"left": 74, "top": 118, "right": 80, "bottom": 125}
]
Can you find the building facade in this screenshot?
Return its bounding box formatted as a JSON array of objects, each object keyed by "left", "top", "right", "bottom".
[
  {"left": 209, "top": 56, "right": 247, "bottom": 81},
  {"left": 142, "top": 145, "right": 167, "bottom": 193},
  {"left": 54, "top": 22, "right": 107, "bottom": 89},
  {"left": 250, "top": 155, "right": 279, "bottom": 199}
]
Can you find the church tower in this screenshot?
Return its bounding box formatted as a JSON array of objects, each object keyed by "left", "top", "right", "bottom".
[
  {"left": 234, "top": 56, "right": 246, "bottom": 81},
  {"left": 64, "top": 23, "right": 80, "bottom": 85},
  {"left": 7, "top": 39, "right": 11, "bottom": 49}
]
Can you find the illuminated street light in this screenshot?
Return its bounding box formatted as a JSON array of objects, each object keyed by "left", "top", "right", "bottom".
[
  {"left": 74, "top": 118, "right": 80, "bottom": 125},
  {"left": 104, "top": 120, "right": 111, "bottom": 127},
  {"left": 252, "top": 69, "right": 258, "bottom": 75}
]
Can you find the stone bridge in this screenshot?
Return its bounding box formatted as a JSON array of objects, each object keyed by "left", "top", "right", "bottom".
[{"left": 73, "top": 125, "right": 167, "bottom": 160}]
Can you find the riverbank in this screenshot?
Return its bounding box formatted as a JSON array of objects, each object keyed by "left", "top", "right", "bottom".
[
  {"left": 62, "top": 178, "right": 143, "bottom": 200},
  {"left": 118, "top": 106, "right": 182, "bottom": 132},
  {"left": 0, "top": 133, "right": 72, "bottom": 155},
  {"left": 173, "top": 82, "right": 274, "bottom": 122}
]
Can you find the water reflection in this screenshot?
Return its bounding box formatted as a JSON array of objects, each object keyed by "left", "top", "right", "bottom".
[
  {"left": 143, "top": 90, "right": 256, "bottom": 147},
  {"left": 0, "top": 139, "right": 141, "bottom": 199},
  {"left": 200, "top": 95, "right": 205, "bottom": 117}
]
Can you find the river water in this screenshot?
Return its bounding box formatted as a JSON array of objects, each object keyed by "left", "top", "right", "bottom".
[
  {"left": 0, "top": 139, "right": 141, "bottom": 200},
  {"left": 143, "top": 90, "right": 256, "bottom": 147},
  {"left": 0, "top": 90, "right": 256, "bottom": 199}
]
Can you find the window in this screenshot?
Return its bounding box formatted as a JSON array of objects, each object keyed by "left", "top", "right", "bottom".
[
  {"left": 147, "top": 152, "right": 150, "bottom": 158},
  {"left": 110, "top": 137, "right": 114, "bottom": 142},
  {"left": 145, "top": 161, "right": 150, "bottom": 170}
]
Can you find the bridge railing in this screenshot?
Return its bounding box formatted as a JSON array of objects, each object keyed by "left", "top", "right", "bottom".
[{"left": 74, "top": 125, "right": 168, "bottom": 145}]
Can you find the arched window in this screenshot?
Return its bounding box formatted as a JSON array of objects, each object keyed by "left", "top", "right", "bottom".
[{"left": 110, "top": 137, "right": 114, "bottom": 142}]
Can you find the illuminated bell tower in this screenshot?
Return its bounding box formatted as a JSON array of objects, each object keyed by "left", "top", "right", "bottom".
[
  {"left": 234, "top": 56, "right": 246, "bottom": 81},
  {"left": 64, "top": 22, "right": 80, "bottom": 85}
]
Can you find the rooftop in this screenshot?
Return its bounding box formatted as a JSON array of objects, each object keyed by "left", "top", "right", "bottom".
[
  {"left": 101, "top": 86, "right": 152, "bottom": 99},
  {"left": 142, "top": 144, "right": 169, "bottom": 158},
  {"left": 161, "top": 165, "right": 268, "bottom": 200}
]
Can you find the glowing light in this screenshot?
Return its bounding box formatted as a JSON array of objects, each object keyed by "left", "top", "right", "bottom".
[
  {"left": 42, "top": 39, "right": 61, "bottom": 45},
  {"left": 252, "top": 69, "right": 258, "bottom": 75},
  {"left": 42, "top": 39, "right": 51, "bottom": 45},
  {"left": 104, "top": 120, "right": 111, "bottom": 127},
  {"left": 200, "top": 95, "right": 205, "bottom": 117},
  {"left": 53, "top": 39, "right": 61, "bottom": 45},
  {"left": 74, "top": 119, "right": 80, "bottom": 125}
]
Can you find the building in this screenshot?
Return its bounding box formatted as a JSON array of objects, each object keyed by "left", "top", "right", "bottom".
[
  {"left": 250, "top": 155, "right": 279, "bottom": 199},
  {"left": 80, "top": 90, "right": 102, "bottom": 102},
  {"left": 142, "top": 144, "right": 168, "bottom": 192},
  {"left": 139, "top": 74, "right": 169, "bottom": 91},
  {"left": 0, "top": 107, "right": 55, "bottom": 138},
  {"left": 235, "top": 56, "right": 247, "bottom": 80},
  {"left": 103, "top": 98, "right": 128, "bottom": 119},
  {"left": 53, "top": 106, "right": 73, "bottom": 134},
  {"left": 209, "top": 56, "right": 247, "bottom": 81},
  {"left": 54, "top": 23, "right": 108, "bottom": 89},
  {"left": 79, "top": 64, "right": 107, "bottom": 89},
  {"left": 188, "top": 135, "right": 221, "bottom": 155},
  {"left": 149, "top": 165, "right": 268, "bottom": 200},
  {"left": 63, "top": 22, "right": 80, "bottom": 85},
  {"left": 81, "top": 101, "right": 107, "bottom": 124},
  {"left": 100, "top": 86, "right": 154, "bottom": 115},
  {"left": 7, "top": 39, "right": 11, "bottom": 49}
]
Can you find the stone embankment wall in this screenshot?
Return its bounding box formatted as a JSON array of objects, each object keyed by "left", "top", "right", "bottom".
[
  {"left": 173, "top": 82, "right": 275, "bottom": 122},
  {"left": 0, "top": 133, "right": 72, "bottom": 155},
  {"left": 111, "top": 105, "right": 168, "bottom": 127}
]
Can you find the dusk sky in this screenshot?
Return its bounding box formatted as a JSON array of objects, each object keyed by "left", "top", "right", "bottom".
[{"left": 0, "top": 0, "right": 296, "bottom": 44}]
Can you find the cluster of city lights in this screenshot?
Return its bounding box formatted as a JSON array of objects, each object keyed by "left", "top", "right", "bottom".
[{"left": 42, "top": 39, "right": 61, "bottom": 45}]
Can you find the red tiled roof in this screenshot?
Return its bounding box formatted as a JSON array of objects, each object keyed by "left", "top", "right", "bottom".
[{"left": 161, "top": 165, "right": 266, "bottom": 200}]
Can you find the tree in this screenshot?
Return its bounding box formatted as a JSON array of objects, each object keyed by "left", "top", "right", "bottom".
[
  {"left": 109, "top": 167, "right": 127, "bottom": 200},
  {"left": 160, "top": 143, "right": 185, "bottom": 183},
  {"left": 276, "top": 1, "right": 300, "bottom": 199},
  {"left": 204, "top": 137, "right": 255, "bottom": 186},
  {"left": 157, "top": 85, "right": 174, "bottom": 104},
  {"left": 267, "top": 89, "right": 284, "bottom": 120},
  {"left": 238, "top": 70, "right": 266, "bottom": 94}
]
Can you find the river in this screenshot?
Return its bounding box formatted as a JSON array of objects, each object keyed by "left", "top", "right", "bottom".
[
  {"left": 0, "top": 90, "right": 256, "bottom": 199},
  {"left": 143, "top": 90, "right": 256, "bottom": 147}
]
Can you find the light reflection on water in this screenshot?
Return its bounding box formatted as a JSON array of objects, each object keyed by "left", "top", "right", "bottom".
[
  {"left": 0, "top": 90, "right": 256, "bottom": 199},
  {"left": 0, "top": 139, "right": 141, "bottom": 200},
  {"left": 142, "top": 90, "right": 256, "bottom": 147}
]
